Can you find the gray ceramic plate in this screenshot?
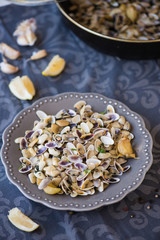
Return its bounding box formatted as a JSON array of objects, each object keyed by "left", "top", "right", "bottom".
[{"left": 1, "top": 92, "right": 153, "bottom": 211}]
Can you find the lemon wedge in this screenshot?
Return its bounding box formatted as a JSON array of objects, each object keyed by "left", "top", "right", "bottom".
[
  {"left": 42, "top": 55, "right": 65, "bottom": 76},
  {"left": 8, "top": 207, "right": 39, "bottom": 232},
  {"left": 9, "top": 75, "right": 35, "bottom": 100}
]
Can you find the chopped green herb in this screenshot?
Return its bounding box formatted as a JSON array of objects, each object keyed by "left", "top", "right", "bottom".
[
  {"left": 18, "top": 164, "right": 23, "bottom": 170},
  {"left": 99, "top": 108, "right": 107, "bottom": 115},
  {"left": 67, "top": 159, "right": 70, "bottom": 163},
  {"left": 85, "top": 169, "right": 91, "bottom": 174},
  {"left": 98, "top": 146, "right": 106, "bottom": 153},
  {"left": 71, "top": 148, "right": 77, "bottom": 151}
]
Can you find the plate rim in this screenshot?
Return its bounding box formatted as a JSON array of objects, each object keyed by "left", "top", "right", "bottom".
[{"left": 1, "top": 92, "right": 153, "bottom": 211}]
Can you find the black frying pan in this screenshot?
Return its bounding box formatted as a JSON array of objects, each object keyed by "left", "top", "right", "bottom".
[{"left": 57, "top": 1, "right": 160, "bottom": 60}]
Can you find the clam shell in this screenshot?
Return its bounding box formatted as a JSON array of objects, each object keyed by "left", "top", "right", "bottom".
[
  {"left": 105, "top": 113, "right": 119, "bottom": 121},
  {"left": 20, "top": 138, "right": 28, "bottom": 149},
  {"left": 36, "top": 110, "right": 47, "bottom": 120},
  {"left": 107, "top": 105, "right": 115, "bottom": 113},
  {"left": 97, "top": 182, "right": 104, "bottom": 192},
  {"left": 36, "top": 146, "right": 47, "bottom": 156},
  {"left": 61, "top": 126, "right": 70, "bottom": 135},
  {"left": 45, "top": 141, "right": 57, "bottom": 148},
  {"left": 93, "top": 130, "right": 106, "bottom": 139},
  {"left": 107, "top": 177, "right": 120, "bottom": 184},
  {"left": 56, "top": 120, "right": 69, "bottom": 127},
  {"left": 98, "top": 152, "right": 111, "bottom": 159},
  {"left": 77, "top": 143, "right": 86, "bottom": 155},
  {"left": 123, "top": 165, "right": 131, "bottom": 173},
  {"left": 74, "top": 162, "right": 88, "bottom": 171},
  {"left": 66, "top": 142, "right": 78, "bottom": 155},
  {"left": 101, "top": 160, "right": 111, "bottom": 169},
  {"left": 55, "top": 109, "right": 64, "bottom": 119},
  {"left": 86, "top": 149, "right": 95, "bottom": 159},
  {"left": 38, "top": 178, "right": 51, "bottom": 190},
  {"left": 72, "top": 114, "right": 81, "bottom": 124},
  {"left": 44, "top": 166, "right": 60, "bottom": 177},
  {"left": 74, "top": 100, "right": 86, "bottom": 110},
  {"left": 96, "top": 118, "right": 104, "bottom": 127},
  {"left": 87, "top": 188, "right": 95, "bottom": 195},
  {"left": 93, "top": 169, "right": 103, "bottom": 179},
  {"left": 19, "top": 164, "right": 32, "bottom": 173},
  {"left": 63, "top": 148, "right": 73, "bottom": 157},
  {"left": 81, "top": 133, "right": 94, "bottom": 141},
  {"left": 101, "top": 136, "right": 114, "bottom": 145},
  {"left": 25, "top": 131, "right": 34, "bottom": 139},
  {"left": 93, "top": 179, "right": 101, "bottom": 187},
  {"left": 86, "top": 158, "right": 101, "bottom": 166},
  {"left": 66, "top": 169, "right": 80, "bottom": 176},
  {"left": 118, "top": 116, "right": 126, "bottom": 125},
  {"left": 81, "top": 180, "right": 94, "bottom": 190},
  {"left": 77, "top": 171, "right": 89, "bottom": 181},
  {"left": 48, "top": 148, "right": 60, "bottom": 156},
  {"left": 68, "top": 155, "right": 82, "bottom": 163},
  {"left": 123, "top": 121, "right": 130, "bottom": 131},
  {"left": 95, "top": 139, "right": 102, "bottom": 152},
  {"left": 38, "top": 133, "right": 48, "bottom": 145},
  {"left": 59, "top": 159, "right": 72, "bottom": 168},
  {"left": 70, "top": 191, "right": 78, "bottom": 197},
  {"left": 19, "top": 157, "right": 31, "bottom": 165},
  {"left": 51, "top": 123, "right": 59, "bottom": 134},
  {"left": 54, "top": 134, "right": 63, "bottom": 143},
  {"left": 80, "top": 122, "right": 90, "bottom": 133},
  {"left": 86, "top": 158, "right": 101, "bottom": 170}
]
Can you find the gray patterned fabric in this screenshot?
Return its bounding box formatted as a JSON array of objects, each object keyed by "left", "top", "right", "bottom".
[{"left": 0, "top": 4, "right": 160, "bottom": 240}]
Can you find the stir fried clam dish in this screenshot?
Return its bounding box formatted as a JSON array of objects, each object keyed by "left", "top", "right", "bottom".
[
  {"left": 15, "top": 101, "right": 136, "bottom": 197},
  {"left": 69, "top": 0, "right": 160, "bottom": 40}
]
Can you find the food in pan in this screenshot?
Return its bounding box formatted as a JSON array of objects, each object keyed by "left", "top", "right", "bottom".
[
  {"left": 68, "top": 0, "right": 160, "bottom": 40},
  {"left": 15, "top": 100, "right": 136, "bottom": 197}
]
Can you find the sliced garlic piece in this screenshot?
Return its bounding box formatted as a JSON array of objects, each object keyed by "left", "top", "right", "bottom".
[
  {"left": 13, "top": 18, "right": 37, "bottom": 46},
  {"left": 0, "top": 43, "right": 20, "bottom": 60},
  {"left": 30, "top": 49, "right": 47, "bottom": 60},
  {"left": 0, "top": 61, "right": 19, "bottom": 74}
]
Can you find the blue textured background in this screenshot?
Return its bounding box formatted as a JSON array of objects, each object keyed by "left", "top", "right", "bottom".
[{"left": 0, "top": 4, "right": 160, "bottom": 240}]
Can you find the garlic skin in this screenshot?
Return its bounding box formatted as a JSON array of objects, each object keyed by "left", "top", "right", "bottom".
[
  {"left": 0, "top": 62, "right": 19, "bottom": 74},
  {"left": 13, "top": 18, "right": 37, "bottom": 46},
  {"left": 0, "top": 43, "right": 20, "bottom": 60}
]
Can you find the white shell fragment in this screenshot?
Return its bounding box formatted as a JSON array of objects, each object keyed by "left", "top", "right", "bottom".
[
  {"left": 36, "top": 110, "right": 48, "bottom": 120},
  {"left": 13, "top": 18, "right": 37, "bottom": 46},
  {"left": 80, "top": 122, "right": 90, "bottom": 133},
  {"left": 16, "top": 100, "right": 136, "bottom": 197},
  {"left": 107, "top": 104, "right": 115, "bottom": 113},
  {"left": 101, "top": 136, "right": 114, "bottom": 145}
]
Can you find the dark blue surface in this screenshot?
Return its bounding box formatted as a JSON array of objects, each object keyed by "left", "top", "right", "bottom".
[{"left": 0, "top": 4, "right": 160, "bottom": 240}]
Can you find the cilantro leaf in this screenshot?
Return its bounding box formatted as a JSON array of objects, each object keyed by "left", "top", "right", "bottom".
[
  {"left": 85, "top": 169, "right": 91, "bottom": 174},
  {"left": 98, "top": 146, "right": 106, "bottom": 153}
]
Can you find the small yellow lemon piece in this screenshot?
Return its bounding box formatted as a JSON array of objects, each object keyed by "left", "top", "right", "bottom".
[
  {"left": 43, "top": 185, "right": 61, "bottom": 195},
  {"left": 8, "top": 207, "right": 39, "bottom": 232},
  {"left": 42, "top": 55, "right": 65, "bottom": 76},
  {"left": 9, "top": 75, "right": 35, "bottom": 100}
]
